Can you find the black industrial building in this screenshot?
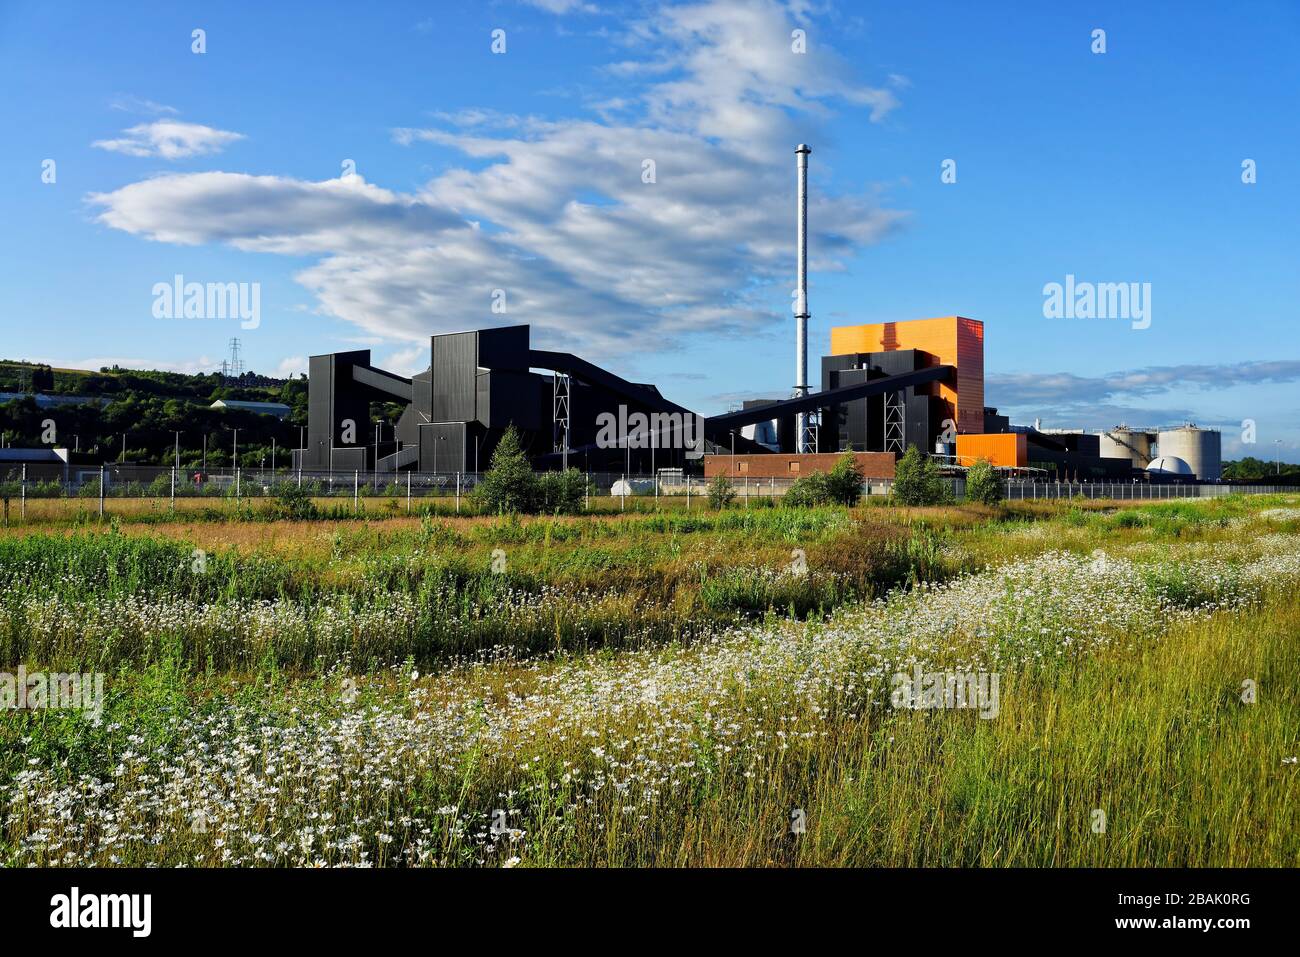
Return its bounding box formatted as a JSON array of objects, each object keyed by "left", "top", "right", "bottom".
[
  {"left": 295, "top": 318, "right": 1189, "bottom": 481},
  {"left": 297, "top": 325, "right": 768, "bottom": 474},
  {"left": 820, "top": 349, "right": 949, "bottom": 454},
  {"left": 295, "top": 323, "right": 970, "bottom": 475}
]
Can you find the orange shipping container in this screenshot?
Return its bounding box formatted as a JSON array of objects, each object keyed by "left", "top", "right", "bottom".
[{"left": 955, "top": 433, "right": 1026, "bottom": 468}]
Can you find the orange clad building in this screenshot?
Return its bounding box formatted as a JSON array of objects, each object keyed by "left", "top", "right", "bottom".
[{"left": 829, "top": 316, "right": 985, "bottom": 436}]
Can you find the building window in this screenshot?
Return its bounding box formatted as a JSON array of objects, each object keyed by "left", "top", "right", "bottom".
[{"left": 789, "top": 461, "right": 800, "bottom": 473}]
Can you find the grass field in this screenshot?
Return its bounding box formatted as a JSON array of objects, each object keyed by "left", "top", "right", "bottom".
[{"left": 1, "top": 494, "right": 1297, "bottom": 867}]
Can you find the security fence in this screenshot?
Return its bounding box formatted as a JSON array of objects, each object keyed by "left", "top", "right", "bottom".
[
  {"left": 1001, "top": 480, "right": 1294, "bottom": 500},
  {"left": 0, "top": 462, "right": 1291, "bottom": 520},
  {"left": 0, "top": 463, "right": 882, "bottom": 516}
]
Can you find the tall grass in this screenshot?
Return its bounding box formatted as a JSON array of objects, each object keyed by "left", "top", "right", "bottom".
[
  {"left": 3, "top": 494, "right": 1298, "bottom": 867},
  {"left": 0, "top": 515, "right": 935, "bottom": 671}
]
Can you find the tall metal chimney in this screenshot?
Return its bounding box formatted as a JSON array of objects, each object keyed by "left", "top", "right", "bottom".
[{"left": 794, "top": 143, "right": 811, "bottom": 452}]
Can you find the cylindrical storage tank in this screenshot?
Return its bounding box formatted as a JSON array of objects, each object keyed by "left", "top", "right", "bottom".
[
  {"left": 1156, "top": 426, "right": 1221, "bottom": 481},
  {"left": 1098, "top": 428, "right": 1154, "bottom": 468}
]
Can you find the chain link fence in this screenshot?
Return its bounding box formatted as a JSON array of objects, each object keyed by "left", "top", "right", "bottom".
[
  {"left": 0, "top": 463, "right": 878, "bottom": 517},
  {"left": 1001, "top": 480, "right": 1293, "bottom": 500},
  {"left": 0, "top": 462, "right": 1290, "bottom": 520}
]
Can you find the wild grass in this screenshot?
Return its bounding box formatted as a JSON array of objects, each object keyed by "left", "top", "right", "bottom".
[
  {"left": 1, "top": 493, "right": 1297, "bottom": 867},
  {"left": 0, "top": 509, "right": 936, "bottom": 672}
]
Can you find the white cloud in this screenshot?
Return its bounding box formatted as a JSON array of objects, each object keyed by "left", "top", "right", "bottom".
[
  {"left": 86, "top": 0, "right": 905, "bottom": 360},
  {"left": 989, "top": 360, "right": 1300, "bottom": 409},
  {"left": 93, "top": 120, "right": 245, "bottom": 160},
  {"left": 88, "top": 172, "right": 462, "bottom": 251},
  {"left": 39, "top": 356, "right": 219, "bottom": 376},
  {"left": 274, "top": 356, "right": 308, "bottom": 378},
  {"left": 109, "top": 95, "right": 179, "bottom": 116},
  {"left": 987, "top": 360, "right": 1300, "bottom": 434},
  {"left": 523, "top": 0, "right": 600, "bottom": 13}
]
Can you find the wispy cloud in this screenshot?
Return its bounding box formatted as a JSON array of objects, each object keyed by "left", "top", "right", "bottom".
[
  {"left": 523, "top": 0, "right": 601, "bottom": 14},
  {"left": 37, "top": 356, "right": 219, "bottom": 376},
  {"left": 93, "top": 120, "right": 245, "bottom": 159},
  {"left": 274, "top": 356, "right": 308, "bottom": 378},
  {"left": 87, "top": 0, "right": 904, "bottom": 359},
  {"left": 108, "top": 95, "right": 179, "bottom": 116},
  {"left": 990, "top": 360, "right": 1300, "bottom": 407},
  {"left": 988, "top": 359, "right": 1300, "bottom": 429}
]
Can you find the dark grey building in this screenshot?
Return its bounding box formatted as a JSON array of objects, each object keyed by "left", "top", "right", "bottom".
[{"left": 296, "top": 325, "right": 754, "bottom": 474}]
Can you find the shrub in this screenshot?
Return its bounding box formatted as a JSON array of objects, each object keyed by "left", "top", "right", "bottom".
[
  {"left": 707, "top": 474, "right": 737, "bottom": 510},
  {"left": 824, "top": 452, "right": 865, "bottom": 505},
  {"left": 964, "top": 458, "right": 1003, "bottom": 506},
  {"left": 892, "top": 446, "right": 950, "bottom": 506},
  {"left": 783, "top": 471, "right": 831, "bottom": 507},
  {"left": 472, "top": 425, "right": 540, "bottom": 514},
  {"left": 269, "top": 481, "right": 319, "bottom": 520},
  {"left": 538, "top": 469, "right": 588, "bottom": 514},
  {"left": 783, "top": 452, "right": 863, "bottom": 507}
]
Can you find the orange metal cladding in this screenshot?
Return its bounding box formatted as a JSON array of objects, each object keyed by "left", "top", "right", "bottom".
[
  {"left": 955, "top": 433, "right": 1027, "bottom": 468},
  {"left": 829, "top": 316, "right": 985, "bottom": 434}
]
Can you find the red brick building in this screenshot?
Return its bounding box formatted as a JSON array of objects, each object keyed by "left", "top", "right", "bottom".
[{"left": 703, "top": 451, "right": 895, "bottom": 480}]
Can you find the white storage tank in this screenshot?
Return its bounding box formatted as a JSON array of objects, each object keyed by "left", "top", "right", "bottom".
[
  {"left": 1098, "top": 427, "right": 1155, "bottom": 468},
  {"left": 1146, "top": 455, "right": 1194, "bottom": 477},
  {"left": 1156, "top": 426, "right": 1221, "bottom": 481}
]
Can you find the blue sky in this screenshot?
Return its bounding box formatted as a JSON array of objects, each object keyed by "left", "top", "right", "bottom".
[{"left": 2, "top": 0, "right": 1297, "bottom": 460}]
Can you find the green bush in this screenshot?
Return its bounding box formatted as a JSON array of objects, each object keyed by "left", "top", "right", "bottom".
[
  {"left": 783, "top": 472, "right": 829, "bottom": 507},
  {"left": 964, "top": 458, "right": 1003, "bottom": 506},
  {"left": 538, "top": 469, "right": 588, "bottom": 514},
  {"left": 269, "top": 481, "right": 319, "bottom": 520},
  {"left": 472, "top": 425, "right": 540, "bottom": 514},
  {"left": 891, "top": 446, "right": 950, "bottom": 506},
  {"left": 783, "top": 452, "right": 863, "bottom": 507},
  {"left": 707, "top": 474, "right": 736, "bottom": 509},
  {"left": 824, "top": 452, "right": 865, "bottom": 505}
]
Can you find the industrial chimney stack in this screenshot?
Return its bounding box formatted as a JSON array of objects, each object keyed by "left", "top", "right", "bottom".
[{"left": 794, "top": 143, "right": 811, "bottom": 452}]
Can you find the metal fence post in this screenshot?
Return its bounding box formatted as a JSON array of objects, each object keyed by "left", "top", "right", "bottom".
[
  {"left": 354, "top": 470, "right": 359, "bottom": 512},
  {"left": 406, "top": 470, "right": 412, "bottom": 514},
  {"left": 170, "top": 466, "right": 176, "bottom": 512},
  {"left": 456, "top": 472, "right": 461, "bottom": 514},
  {"left": 99, "top": 464, "right": 106, "bottom": 517},
  {"left": 236, "top": 467, "right": 241, "bottom": 504},
  {"left": 20, "top": 464, "right": 26, "bottom": 520}
]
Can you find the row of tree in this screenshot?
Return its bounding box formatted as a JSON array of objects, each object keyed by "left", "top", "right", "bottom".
[{"left": 476, "top": 431, "right": 1000, "bottom": 515}]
